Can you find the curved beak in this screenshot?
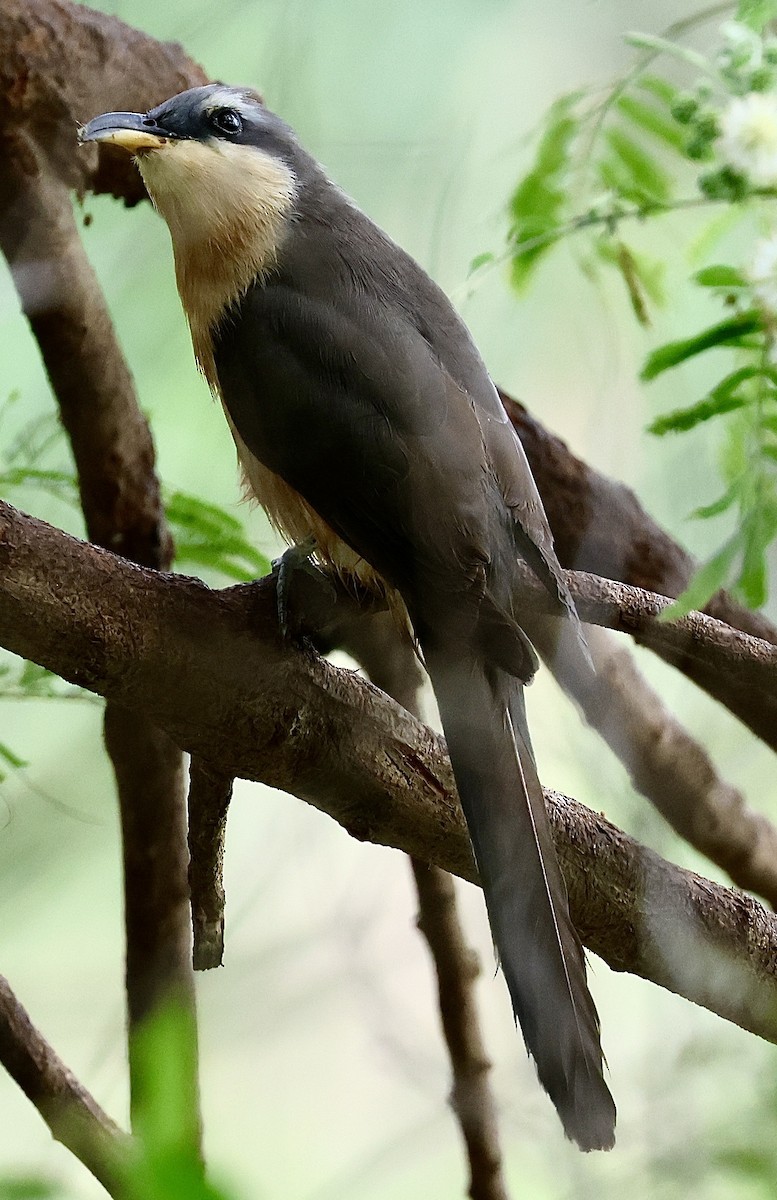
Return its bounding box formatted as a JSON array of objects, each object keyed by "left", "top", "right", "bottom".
[{"left": 78, "top": 110, "right": 172, "bottom": 152}]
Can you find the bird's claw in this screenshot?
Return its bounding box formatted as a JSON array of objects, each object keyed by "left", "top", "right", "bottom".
[{"left": 272, "top": 537, "right": 335, "bottom": 637}]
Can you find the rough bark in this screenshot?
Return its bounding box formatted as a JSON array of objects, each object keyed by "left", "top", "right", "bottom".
[
  {"left": 505, "top": 394, "right": 777, "bottom": 748},
  {"left": 0, "top": 976, "right": 133, "bottom": 1193},
  {"left": 0, "top": 62, "right": 200, "bottom": 1151},
  {"left": 1, "top": 499, "right": 776, "bottom": 1045},
  {"left": 0, "top": 0, "right": 207, "bottom": 205},
  {"left": 188, "top": 760, "right": 234, "bottom": 971},
  {"left": 528, "top": 618, "right": 777, "bottom": 906}
]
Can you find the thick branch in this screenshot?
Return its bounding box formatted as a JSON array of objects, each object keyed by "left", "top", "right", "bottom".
[
  {"left": 504, "top": 394, "right": 777, "bottom": 749},
  {"left": 528, "top": 618, "right": 777, "bottom": 907},
  {"left": 510, "top": 561, "right": 777, "bottom": 699},
  {"left": 0, "top": 83, "right": 200, "bottom": 1152},
  {"left": 0, "top": 976, "right": 132, "bottom": 1193},
  {"left": 1, "top": 0, "right": 774, "bottom": 750},
  {"left": 1, "top": 501, "right": 776, "bottom": 1043},
  {"left": 0, "top": 0, "right": 207, "bottom": 204}
]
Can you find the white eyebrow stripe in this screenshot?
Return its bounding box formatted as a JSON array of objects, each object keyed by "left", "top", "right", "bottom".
[{"left": 201, "top": 88, "right": 259, "bottom": 119}]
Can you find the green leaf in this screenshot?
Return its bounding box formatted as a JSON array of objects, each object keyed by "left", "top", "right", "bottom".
[
  {"left": 131, "top": 1002, "right": 201, "bottom": 1159},
  {"left": 624, "top": 32, "right": 711, "bottom": 72},
  {"left": 166, "top": 492, "right": 246, "bottom": 538},
  {"left": 0, "top": 467, "right": 76, "bottom": 488},
  {"left": 603, "top": 127, "right": 672, "bottom": 203},
  {"left": 692, "top": 483, "right": 740, "bottom": 520},
  {"left": 120, "top": 1003, "right": 242, "bottom": 1199},
  {"left": 648, "top": 392, "right": 748, "bottom": 436},
  {"left": 166, "top": 491, "right": 271, "bottom": 582},
  {"left": 637, "top": 75, "right": 679, "bottom": 107},
  {"left": 646, "top": 364, "right": 775, "bottom": 426},
  {"left": 509, "top": 95, "right": 580, "bottom": 288},
  {"left": 640, "top": 312, "right": 764, "bottom": 381},
  {"left": 737, "top": 497, "right": 777, "bottom": 607},
  {"left": 468, "top": 251, "right": 494, "bottom": 274},
  {"left": 712, "top": 365, "right": 773, "bottom": 399},
  {"left": 0, "top": 743, "right": 27, "bottom": 770},
  {"left": 660, "top": 536, "right": 741, "bottom": 621},
  {"left": 120, "top": 1149, "right": 235, "bottom": 1200},
  {"left": 736, "top": 0, "right": 777, "bottom": 33},
  {"left": 693, "top": 265, "right": 747, "bottom": 288},
  {"left": 616, "top": 94, "right": 686, "bottom": 151},
  {"left": 172, "top": 543, "right": 265, "bottom": 583},
  {"left": 532, "top": 95, "right": 581, "bottom": 177},
  {"left": 598, "top": 238, "right": 666, "bottom": 318},
  {"left": 599, "top": 241, "right": 654, "bottom": 325}
]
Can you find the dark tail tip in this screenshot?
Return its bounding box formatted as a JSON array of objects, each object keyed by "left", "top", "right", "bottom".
[{"left": 556, "top": 1076, "right": 617, "bottom": 1152}]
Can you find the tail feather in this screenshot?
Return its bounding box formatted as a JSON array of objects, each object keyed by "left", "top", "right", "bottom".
[{"left": 423, "top": 643, "right": 616, "bottom": 1151}]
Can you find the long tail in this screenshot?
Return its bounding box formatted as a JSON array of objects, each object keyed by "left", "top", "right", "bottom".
[{"left": 423, "top": 641, "right": 616, "bottom": 1151}]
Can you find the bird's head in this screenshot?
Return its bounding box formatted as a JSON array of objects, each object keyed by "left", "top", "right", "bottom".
[
  {"left": 79, "top": 84, "right": 300, "bottom": 250},
  {"left": 80, "top": 85, "right": 304, "bottom": 379}
]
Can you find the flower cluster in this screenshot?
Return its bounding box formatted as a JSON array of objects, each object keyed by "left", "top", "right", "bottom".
[{"left": 718, "top": 92, "right": 777, "bottom": 187}]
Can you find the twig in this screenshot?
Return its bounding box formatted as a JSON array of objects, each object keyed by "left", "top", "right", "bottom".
[
  {"left": 504, "top": 393, "right": 777, "bottom": 749},
  {"left": 1, "top": 501, "right": 776, "bottom": 1043},
  {"left": 529, "top": 617, "right": 777, "bottom": 907},
  {"left": 337, "top": 612, "right": 510, "bottom": 1200},
  {"left": 188, "top": 759, "right": 234, "bottom": 971},
  {"left": 412, "top": 861, "right": 511, "bottom": 1200},
  {"left": 0, "top": 975, "right": 133, "bottom": 1194}
]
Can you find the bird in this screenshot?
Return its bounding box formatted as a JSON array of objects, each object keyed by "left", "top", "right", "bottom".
[{"left": 80, "top": 84, "right": 616, "bottom": 1150}]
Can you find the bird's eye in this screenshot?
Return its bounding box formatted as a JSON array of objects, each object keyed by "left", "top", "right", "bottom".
[{"left": 210, "top": 107, "right": 243, "bottom": 136}]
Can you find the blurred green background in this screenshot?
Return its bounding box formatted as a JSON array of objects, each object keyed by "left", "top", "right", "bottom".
[{"left": 1, "top": 0, "right": 776, "bottom": 1196}]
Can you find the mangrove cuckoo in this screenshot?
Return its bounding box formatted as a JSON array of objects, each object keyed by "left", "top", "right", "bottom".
[{"left": 81, "top": 85, "right": 616, "bottom": 1150}]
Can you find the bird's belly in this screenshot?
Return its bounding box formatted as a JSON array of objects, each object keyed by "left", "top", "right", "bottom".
[{"left": 225, "top": 412, "right": 389, "bottom": 595}]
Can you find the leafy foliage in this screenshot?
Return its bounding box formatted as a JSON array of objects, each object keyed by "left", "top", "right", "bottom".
[
  {"left": 509, "top": 94, "right": 582, "bottom": 288},
  {"left": 497, "top": 13, "right": 777, "bottom": 612},
  {"left": 167, "top": 492, "right": 270, "bottom": 582}
]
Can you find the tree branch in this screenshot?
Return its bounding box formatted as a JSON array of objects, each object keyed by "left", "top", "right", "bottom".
[
  {"left": 3, "top": 0, "right": 775, "bottom": 923},
  {"left": 340, "top": 612, "right": 510, "bottom": 1200},
  {"left": 0, "top": 0, "right": 207, "bottom": 206},
  {"left": 1, "top": 500, "right": 776, "bottom": 1044},
  {"left": 0, "top": 88, "right": 201, "bottom": 1153},
  {"left": 0, "top": 975, "right": 132, "bottom": 1193},
  {"left": 412, "top": 861, "right": 510, "bottom": 1200},
  {"left": 528, "top": 617, "right": 777, "bottom": 907},
  {"left": 505, "top": 394, "right": 777, "bottom": 749},
  {"left": 510, "top": 561, "right": 777, "bottom": 697},
  {"left": 188, "top": 759, "right": 234, "bottom": 971}
]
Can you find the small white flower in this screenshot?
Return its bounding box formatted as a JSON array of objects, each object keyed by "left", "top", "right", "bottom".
[
  {"left": 718, "top": 92, "right": 777, "bottom": 186},
  {"left": 749, "top": 231, "right": 777, "bottom": 314}
]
